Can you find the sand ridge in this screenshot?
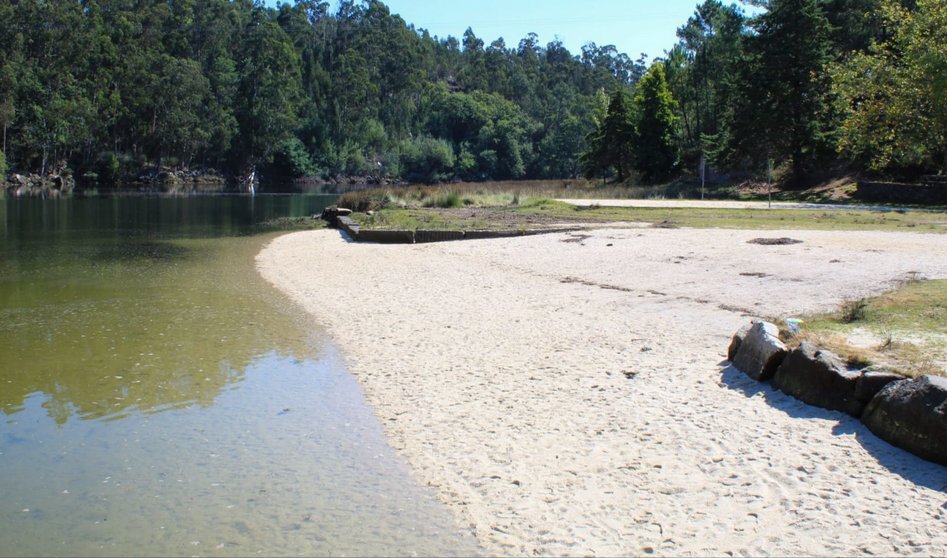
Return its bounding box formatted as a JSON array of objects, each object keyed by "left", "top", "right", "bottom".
[{"left": 257, "top": 227, "right": 947, "bottom": 556}]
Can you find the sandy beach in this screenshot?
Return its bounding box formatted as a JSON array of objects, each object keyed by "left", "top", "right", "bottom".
[{"left": 257, "top": 226, "right": 947, "bottom": 556}]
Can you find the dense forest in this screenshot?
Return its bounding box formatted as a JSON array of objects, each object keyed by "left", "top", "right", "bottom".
[{"left": 0, "top": 0, "right": 943, "bottom": 189}]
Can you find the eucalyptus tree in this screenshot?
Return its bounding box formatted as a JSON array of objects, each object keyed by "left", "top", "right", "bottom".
[
  {"left": 234, "top": 9, "right": 303, "bottom": 168},
  {"left": 669, "top": 1, "right": 746, "bottom": 164}
]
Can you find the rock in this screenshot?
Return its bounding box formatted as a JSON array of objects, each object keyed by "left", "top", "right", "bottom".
[
  {"left": 728, "top": 322, "right": 753, "bottom": 361},
  {"left": 731, "top": 321, "right": 788, "bottom": 381},
  {"left": 321, "top": 206, "right": 358, "bottom": 228},
  {"left": 11, "top": 173, "right": 27, "bottom": 185},
  {"left": 772, "top": 342, "right": 864, "bottom": 416},
  {"left": 747, "top": 237, "right": 803, "bottom": 245},
  {"left": 861, "top": 375, "right": 947, "bottom": 466},
  {"left": 855, "top": 370, "right": 906, "bottom": 404}
]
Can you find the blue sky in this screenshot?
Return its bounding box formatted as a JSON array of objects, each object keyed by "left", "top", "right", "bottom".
[{"left": 270, "top": 1, "right": 756, "bottom": 63}]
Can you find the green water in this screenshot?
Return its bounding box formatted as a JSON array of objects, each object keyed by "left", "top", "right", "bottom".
[{"left": 0, "top": 195, "right": 476, "bottom": 556}]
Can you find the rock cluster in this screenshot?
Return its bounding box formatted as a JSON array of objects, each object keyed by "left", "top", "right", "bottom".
[
  {"left": 728, "top": 321, "right": 947, "bottom": 466},
  {"left": 135, "top": 168, "right": 226, "bottom": 193},
  {"left": 4, "top": 173, "right": 75, "bottom": 197}
]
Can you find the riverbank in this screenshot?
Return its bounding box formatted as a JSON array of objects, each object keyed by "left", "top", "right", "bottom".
[{"left": 257, "top": 227, "right": 947, "bottom": 556}]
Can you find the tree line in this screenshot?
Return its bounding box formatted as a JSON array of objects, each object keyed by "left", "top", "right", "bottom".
[
  {"left": 583, "top": 0, "right": 946, "bottom": 185},
  {"left": 0, "top": 0, "right": 943, "bottom": 188},
  {"left": 0, "top": 0, "right": 641, "bottom": 187}
]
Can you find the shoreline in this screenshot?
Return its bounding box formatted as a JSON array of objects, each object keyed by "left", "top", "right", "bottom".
[{"left": 257, "top": 227, "right": 947, "bottom": 556}]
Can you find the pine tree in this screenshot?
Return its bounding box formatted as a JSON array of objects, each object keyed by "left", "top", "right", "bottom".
[
  {"left": 725, "top": 0, "right": 836, "bottom": 181},
  {"left": 581, "top": 89, "right": 636, "bottom": 181},
  {"left": 633, "top": 64, "right": 680, "bottom": 182}
]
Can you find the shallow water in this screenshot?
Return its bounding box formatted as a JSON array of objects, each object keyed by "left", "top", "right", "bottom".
[{"left": 0, "top": 196, "right": 476, "bottom": 556}]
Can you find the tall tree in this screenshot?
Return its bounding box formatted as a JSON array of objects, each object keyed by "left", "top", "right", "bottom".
[
  {"left": 723, "top": 0, "right": 837, "bottom": 181},
  {"left": 235, "top": 11, "right": 303, "bottom": 167},
  {"left": 669, "top": 1, "right": 746, "bottom": 163},
  {"left": 633, "top": 64, "right": 680, "bottom": 182},
  {"left": 581, "top": 88, "right": 636, "bottom": 181}
]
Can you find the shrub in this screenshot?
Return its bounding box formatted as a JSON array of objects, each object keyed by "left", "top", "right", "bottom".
[
  {"left": 95, "top": 152, "right": 121, "bottom": 186},
  {"left": 399, "top": 136, "right": 455, "bottom": 183},
  {"left": 272, "top": 138, "right": 319, "bottom": 178},
  {"left": 841, "top": 298, "right": 868, "bottom": 323},
  {"left": 422, "top": 190, "right": 463, "bottom": 208},
  {"left": 338, "top": 189, "right": 389, "bottom": 212},
  {"left": 0, "top": 150, "right": 6, "bottom": 179}
]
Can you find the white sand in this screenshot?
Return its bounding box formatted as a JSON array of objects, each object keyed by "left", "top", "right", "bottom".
[{"left": 257, "top": 227, "right": 947, "bottom": 556}]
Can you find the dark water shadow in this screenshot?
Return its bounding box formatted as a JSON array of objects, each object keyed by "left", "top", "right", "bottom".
[
  {"left": 719, "top": 363, "right": 947, "bottom": 492},
  {"left": 92, "top": 240, "right": 194, "bottom": 263}
]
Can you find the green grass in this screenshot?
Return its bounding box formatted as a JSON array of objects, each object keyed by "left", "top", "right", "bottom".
[
  {"left": 348, "top": 199, "right": 946, "bottom": 233},
  {"left": 253, "top": 215, "right": 327, "bottom": 233},
  {"left": 352, "top": 209, "right": 493, "bottom": 231},
  {"left": 336, "top": 182, "right": 947, "bottom": 233},
  {"left": 789, "top": 279, "right": 947, "bottom": 377}
]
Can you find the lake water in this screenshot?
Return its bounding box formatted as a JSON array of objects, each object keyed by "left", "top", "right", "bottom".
[{"left": 0, "top": 195, "right": 477, "bottom": 556}]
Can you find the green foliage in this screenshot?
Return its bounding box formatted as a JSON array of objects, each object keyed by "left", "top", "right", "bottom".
[
  {"left": 834, "top": 0, "right": 947, "bottom": 174},
  {"left": 94, "top": 152, "right": 121, "bottom": 187},
  {"left": 724, "top": 0, "right": 838, "bottom": 180},
  {"left": 633, "top": 64, "right": 680, "bottom": 182},
  {"left": 5, "top": 0, "right": 931, "bottom": 187},
  {"left": 581, "top": 89, "right": 636, "bottom": 181},
  {"left": 272, "top": 138, "right": 319, "bottom": 179},
  {"left": 422, "top": 190, "right": 463, "bottom": 208},
  {"left": 235, "top": 15, "right": 303, "bottom": 165},
  {"left": 399, "top": 136, "right": 455, "bottom": 183},
  {"left": 668, "top": 1, "right": 746, "bottom": 165},
  {"left": 0, "top": 0, "right": 641, "bottom": 184},
  {"left": 0, "top": 150, "right": 6, "bottom": 178}
]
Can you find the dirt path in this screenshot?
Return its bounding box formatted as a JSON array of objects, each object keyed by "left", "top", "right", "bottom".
[{"left": 557, "top": 198, "right": 922, "bottom": 211}]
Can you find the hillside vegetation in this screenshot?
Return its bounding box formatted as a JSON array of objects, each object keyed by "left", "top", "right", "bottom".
[{"left": 0, "top": 0, "right": 943, "bottom": 188}]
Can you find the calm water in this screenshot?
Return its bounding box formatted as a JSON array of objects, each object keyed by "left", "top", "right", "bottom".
[{"left": 0, "top": 195, "right": 476, "bottom": 556}]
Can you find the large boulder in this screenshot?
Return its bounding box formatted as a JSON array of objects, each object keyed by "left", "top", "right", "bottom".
[
  {"left": 727, "top": 322, "right": 753, "bottom": 361},
  {"left": 861, "top": 375, "right": 947, "bottom": 466},
  {"left": 854, "top": 370, "right": 906, "bottom": 404},
  {"left": 731, "top": 321, "right": 788, "bottom": 381},
  {"left": 772, "top": 342, "right": 864, "bottom": 416}
]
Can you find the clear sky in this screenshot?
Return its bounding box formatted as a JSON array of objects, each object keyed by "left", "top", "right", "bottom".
[{"left": 272, "top": 1, "right": 755, "bottom": 63}]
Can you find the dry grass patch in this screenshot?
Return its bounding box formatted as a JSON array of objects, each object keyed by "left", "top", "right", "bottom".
[{"left": 785, "top": 277, "right": 947, "bottom": 377}]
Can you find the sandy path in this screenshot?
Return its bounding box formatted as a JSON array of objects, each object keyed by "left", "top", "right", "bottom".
[
  {"left": 557, "top": 198, "right": 916, "bottom": 211},
  {"left": 258, "top": 228, "right": 947, "bottom": 556}
]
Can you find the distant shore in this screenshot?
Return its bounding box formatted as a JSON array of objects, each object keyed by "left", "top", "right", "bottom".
[{"left": 257, "top": 227, "right": 947, "bottom": 556}]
